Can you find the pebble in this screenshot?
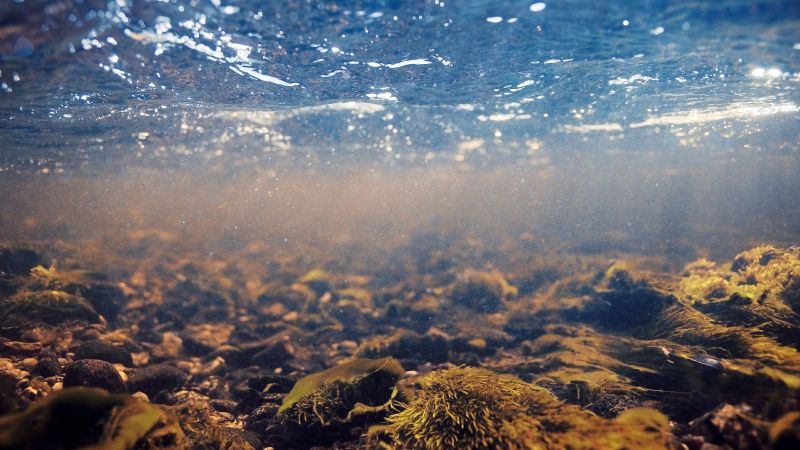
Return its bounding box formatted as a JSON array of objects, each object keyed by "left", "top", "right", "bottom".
[
  {"left": 19, "top": 357, "right": 38, "bottom": 371},
  {"left": 131, "top": 391, "right": 150, "bottom": 402},
  {"left": 0, "top": 363, "right": 29, "bottom": 381}
]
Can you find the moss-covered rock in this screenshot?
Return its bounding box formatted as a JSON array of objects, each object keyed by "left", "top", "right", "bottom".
[
  {"left": 382, "top": 366, "right": 673, "bottom": 450},
  {"left": 680, "top": 246, "right": 800, "bottom": 345},
  {"left": 448, "top": 269, "right": 517, "bottom": 313},
  {"left": 276, "top": 357, "right": 404, "bottom": 445},
  {"left": 0, "top": 289, "right": 99, "bottom": 327}
]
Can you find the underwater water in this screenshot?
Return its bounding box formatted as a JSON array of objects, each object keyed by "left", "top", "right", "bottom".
[{"left": 1, "top": 0, "right": 800, "bottom": 449}]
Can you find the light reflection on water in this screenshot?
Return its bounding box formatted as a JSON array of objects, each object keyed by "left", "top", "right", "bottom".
[{"left": 0, "top": 0, "right": 797, "bottom": 171}]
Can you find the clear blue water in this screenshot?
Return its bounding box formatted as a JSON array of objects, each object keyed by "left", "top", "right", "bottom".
[{"left": 1, "top": 0, "right": 798, "bottom": 171}]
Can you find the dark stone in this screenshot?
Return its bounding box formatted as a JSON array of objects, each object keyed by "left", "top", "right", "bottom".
[
  {"left": 127, "top": 363, "right": 187, "bottom": 397},
  {"left": 0, "top": 247, "right": 43, "bottom": 276},
  {"left": 135, "top": 328, "right": 163, "bottom": 344},
  {"left": 81, "top": 283, "right": 126, "bottom": 320},
  {"left": 210, "top": 398, "right": 238, "bottom": 413},
  {"left": 121, "top": 339, "right": 145, "bottom": 354},
  {"left": 75, "top": 327, "right": 103, "bottom": 341},
  {"left": 244, "top": 403, "right": 280, "bottom": 432},
  {"left": 63, "top": 359, "right": 127, "bottom": 394},
  {"left": 32, "top": 357, "right": 62, "bottom": 377},
  {"left": 206, "top": 344, "right": 246, "bottom": 366},
  {"left": 182, "top": 335, "right": 214, "bottom": 356},
  {"left": 449, "top": 352, "right": 481, "bottom": 366},
  {"left": 359, "top": 331, "right": 450, "bottom": 364},
  {"left": 163, "top": 280, "right": 231, "bottom": 323},
  {"left": 150, "top": 389, "right": 177, "bottom": 405},
  {"left": 247, "top": 373, "right": 296, "bottom": 394},
  {"left": 250, "top": 339, "right": 295, "bottom": 368},
  {"left": 73, "top": 340, "right": 133, "bottom": 366}
]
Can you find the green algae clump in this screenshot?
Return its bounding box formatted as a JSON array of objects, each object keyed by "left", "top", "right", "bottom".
[
  {"left": 0, "top": 387, "right": 183, "bottom": 450},
  {"left": 277, "top": 357, "right": 404, "bottom": 445},
  {"left": 679, "top": 245, "right": 800, "bottom": 345},
  {"left": 383, "top": 367, "right": 672, "bottom": 450}
]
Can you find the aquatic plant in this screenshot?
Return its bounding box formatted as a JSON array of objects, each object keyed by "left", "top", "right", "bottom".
[
  {"left": 168, "top": 390, "right": 259, "bottom": 450},
  {"left": 277, "top": 357, "right": 404, "bottom": 445},
  {"left": 382, "top": 366, "right": 672, "bottom": 450},
  {"left": 680, "top": 246, "right": 800, "bottom": 345},
  {"left": 382, "top": 366, "right": 555, "bottom": 449},
  {"left": 299, "top": 268, "right": 335, "bottom": 294}
]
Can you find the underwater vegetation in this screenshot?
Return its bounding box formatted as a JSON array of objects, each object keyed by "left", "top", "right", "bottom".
[
  {"left": 276, "top": 357, "right": 404, "bottom": 446},
  {"left": 1, "top": 240, "right": 799, "bottom": 449},
  {"left": 380, "top": 366, "right": 672, "bottom": 450}
]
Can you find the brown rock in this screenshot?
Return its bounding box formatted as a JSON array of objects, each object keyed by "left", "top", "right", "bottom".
[
  {"left": 127, "top": 363, "right": 187, "bottom": 397},
  {"left": 63, "top": 359, "right": 127, "bottom": 394},
  {"left": 73, "top": 340, "right": 133, "bottom": 366}
]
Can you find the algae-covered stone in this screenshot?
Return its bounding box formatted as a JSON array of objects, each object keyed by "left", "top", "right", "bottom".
[
  {"left": 27, "top": 264, "right": 127, "bottom": 320},
  {"left": 0, "top": 387, "right": 183, "bottom": 450},
  {"left": 277, "top": 357, "right": 404, "bottom": 445},
  {"left": 0, "top": 289, "right": 99, "bottom": 327},
  {"left": 382, "top": 366, "right": 673, "bottom": 450},
  {"left": 448, "top": 269, "right": 517, "bottom": 313},
  {"left": 680, "top": 246, "right": 800, "bottom": 345}
]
